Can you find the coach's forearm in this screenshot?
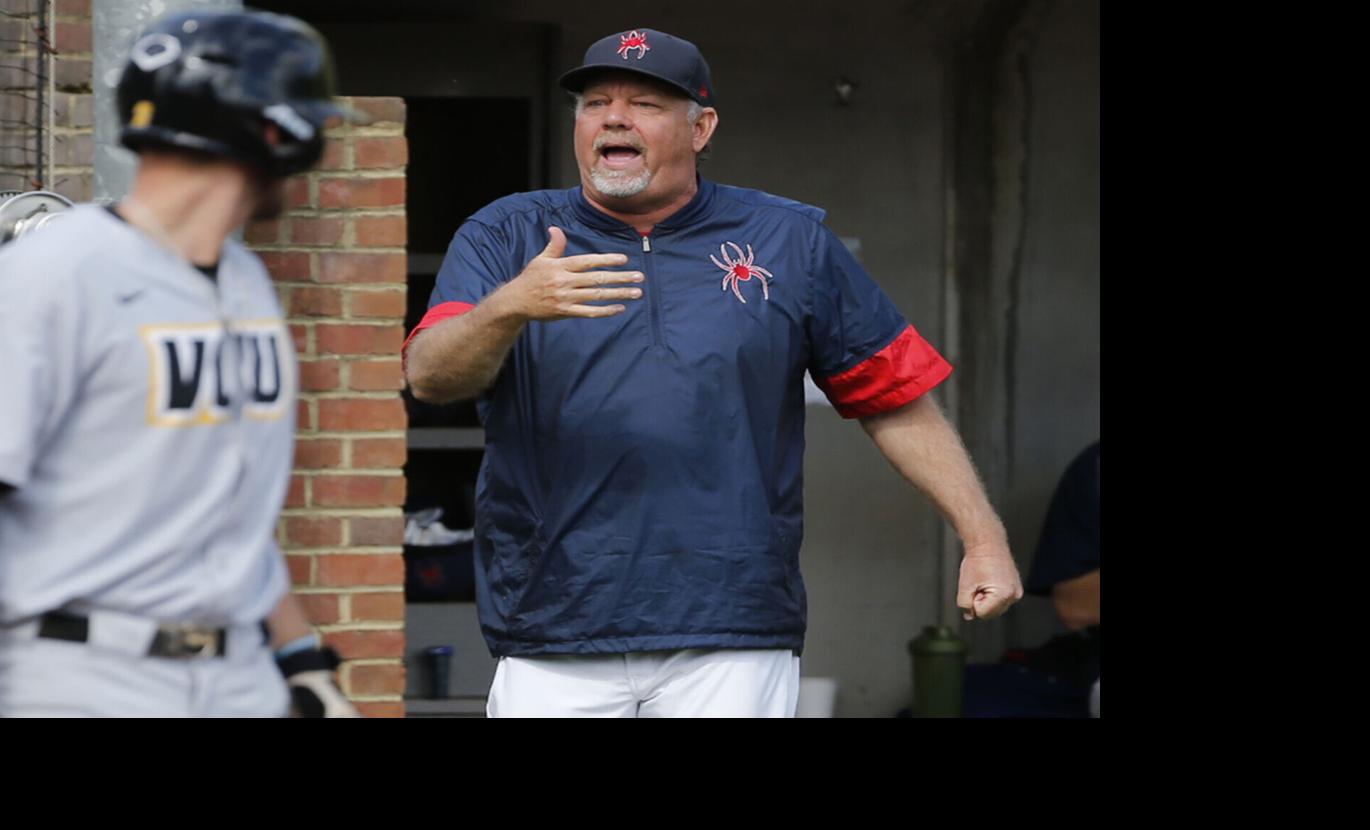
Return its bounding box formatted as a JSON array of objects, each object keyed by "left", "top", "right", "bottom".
[
  {"left": 859, "top": 394, "right": 1007, "bottom": 550},
  {"left": 405, "top": 288, "right": 528, "bottom": 403}
]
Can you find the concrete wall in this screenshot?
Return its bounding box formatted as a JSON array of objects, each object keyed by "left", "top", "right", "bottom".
[{"left": 998, "top": 0, "right": 1101, "bottom": 650}]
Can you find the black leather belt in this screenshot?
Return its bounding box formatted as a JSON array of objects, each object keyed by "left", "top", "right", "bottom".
[{"left": 36, "top": 611, "right": 263, "bottom": 659}]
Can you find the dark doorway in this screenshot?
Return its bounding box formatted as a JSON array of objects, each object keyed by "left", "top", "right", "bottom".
[
  {"left": 404, "top": 95, "right": 532, "bottom": 376},
  {"left": 403, "top": 96, "right": 533, "bottom": 527}
]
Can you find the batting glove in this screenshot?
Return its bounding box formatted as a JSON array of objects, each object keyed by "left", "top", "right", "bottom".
[{"left": 276, "top": 639, "right": 362, "bottom": 718}]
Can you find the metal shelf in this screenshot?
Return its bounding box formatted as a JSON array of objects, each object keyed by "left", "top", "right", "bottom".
[{"left": 408, "top": 427, "right": 484, "bottom": 450}]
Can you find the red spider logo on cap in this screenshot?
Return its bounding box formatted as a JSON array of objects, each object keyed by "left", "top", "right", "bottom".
[{"left": 618, "top": 30, "right": 651, "bottom": 60}]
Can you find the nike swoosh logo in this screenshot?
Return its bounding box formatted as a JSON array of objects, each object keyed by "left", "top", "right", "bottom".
[{"left": 117, "top": 290, "right": 145, "bottom": 304}]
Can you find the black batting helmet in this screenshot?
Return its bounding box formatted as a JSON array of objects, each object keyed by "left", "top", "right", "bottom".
[{"left": 117, "top": 9, "right": 361, "bottom": 178}]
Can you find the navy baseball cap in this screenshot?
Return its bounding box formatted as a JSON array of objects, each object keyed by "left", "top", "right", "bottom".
[{"left": 559, "top": 28, "right": 715, "bottom": 108}]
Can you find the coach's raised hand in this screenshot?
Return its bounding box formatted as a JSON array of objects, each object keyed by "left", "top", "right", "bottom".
[
  {"left": 406, "top": 227, "right": 640, "bottom": 404},
  {"left": 489, "top": 226, "right": 642, "bottom": 321}
]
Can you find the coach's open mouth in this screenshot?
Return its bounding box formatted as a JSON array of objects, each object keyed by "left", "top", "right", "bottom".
[{"left": 599, "top": 144, "right": 643, "bottom": 168}]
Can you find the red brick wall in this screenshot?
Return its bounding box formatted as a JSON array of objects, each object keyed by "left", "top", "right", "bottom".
[
  {"left": 48, "top": 0, "right": 89, "bottom": 200},
  {"left": 247, "top": 97, "right": 409, "bottom": 718},
  {"left": 3, "top": 2, "right": 44, "bottom": 190},
  {"left": 0, "top": 0, "right": 91, "bottom": 196},
  {"left": 0, "top": 0, "right": 92, "bottom": 197},
  {"left": 1, "top": 3, "right": 36, "bottom": 190}
]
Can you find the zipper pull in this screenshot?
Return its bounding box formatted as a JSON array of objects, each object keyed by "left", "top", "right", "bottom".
[{"left": 642, "top": 235, "right": 651, "bottom": 253}]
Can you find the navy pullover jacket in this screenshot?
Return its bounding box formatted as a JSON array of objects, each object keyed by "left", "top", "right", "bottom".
[{"left": 406, "top": 178, "right": 951, "bottom": 656}]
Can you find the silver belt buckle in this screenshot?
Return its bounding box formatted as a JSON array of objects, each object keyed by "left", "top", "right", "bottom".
[{"left": 163, "top": 623, "right": 220, "bottom": 658}]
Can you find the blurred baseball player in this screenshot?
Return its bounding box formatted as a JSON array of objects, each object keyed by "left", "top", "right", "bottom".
[{"left": 0, "top": 9, "right": 359, "bottom": 717}]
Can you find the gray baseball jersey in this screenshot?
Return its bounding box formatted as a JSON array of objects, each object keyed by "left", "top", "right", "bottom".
[{"left": 0, "top": 205, "right": 295, "bottom": 627}]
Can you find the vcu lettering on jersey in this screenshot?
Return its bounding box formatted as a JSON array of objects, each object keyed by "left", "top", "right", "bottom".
[{"left": 140, "top": 319, "right": 293, "bottom": 426}]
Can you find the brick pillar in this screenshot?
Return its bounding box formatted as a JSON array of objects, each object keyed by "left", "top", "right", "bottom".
[{"left": 248, "top": 97, "right": 409, "bottom": 718}]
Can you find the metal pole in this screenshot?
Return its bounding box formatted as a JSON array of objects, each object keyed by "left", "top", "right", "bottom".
[{"left": 34, "top": 0, "right": 44, "bottom": 189}]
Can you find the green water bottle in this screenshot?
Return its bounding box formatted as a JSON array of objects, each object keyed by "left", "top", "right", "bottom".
[{"left": 908, "top": 625, "right": 966, "bottom": 717}]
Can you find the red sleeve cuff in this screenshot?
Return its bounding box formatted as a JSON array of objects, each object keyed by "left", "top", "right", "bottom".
[
  {"left": 814, "top": 324, "right": 954, "bottom": 419},
  {"left": 401, "top": 301, "right": 475, "bottom": 358}
]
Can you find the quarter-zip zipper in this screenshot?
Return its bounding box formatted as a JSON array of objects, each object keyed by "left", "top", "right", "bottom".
[{"left": 641, "top": 233, "right": 664, "bottom": 347}]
